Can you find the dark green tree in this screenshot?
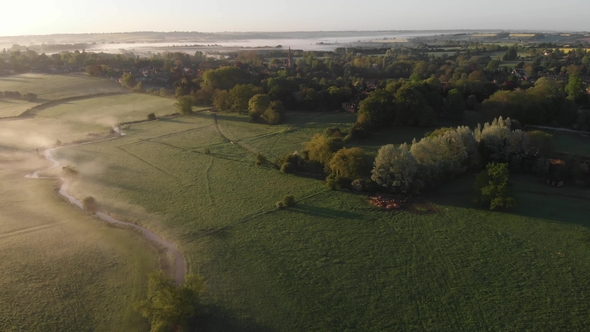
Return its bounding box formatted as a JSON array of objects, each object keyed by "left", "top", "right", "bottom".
[
  {"left": 175, "top": 96, "right": 194, "bottom": 114},
  {"left": 444, "top": 89, "right": 465, "bottom": 120},
  {"left": 474, "top": 163, "right": 515, "bottom": 210},
  {"left": 135, "top": 272, "right": 205, "bottom": 332}
]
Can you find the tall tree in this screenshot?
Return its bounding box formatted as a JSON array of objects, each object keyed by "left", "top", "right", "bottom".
[
  {"left": 175, "top": 96, "right": 194, "bottom": 114},
  {"left": 444, "top": 89, "right": 465, "bottom": 120},
  {"left": 212, "top": 89, "right": 230, "bottom": 111},
  {"left": 565, "top": 74, "right": 587, "bottom": 104},
  {"left": 474, "top": 162, "right": 515, "bottom": 210}
]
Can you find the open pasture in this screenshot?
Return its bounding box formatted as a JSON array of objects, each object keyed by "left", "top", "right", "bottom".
[
  {"left": 0, "top": 98, "right": 40, "bottom": 118},
  {"left": 0, "top": 73, "right": 126, "bottom": 101},
  {"left": 0, "top": 157, "right": 158, "bottom": 332},
  {"left": 50, "top": 110, "right": 590, "bottom": 331},
  {"left": 1, "top": 94, "right": 179, "bottom": 150}
]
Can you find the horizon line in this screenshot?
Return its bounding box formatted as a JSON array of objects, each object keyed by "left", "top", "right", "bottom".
[{"left": 1, "top": 28, "right": 588, "bottom": 39}]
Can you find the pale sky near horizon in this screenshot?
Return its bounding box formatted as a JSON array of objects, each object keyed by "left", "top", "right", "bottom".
[{"left": 0, "top": 0, "right": 587, "bottom": 36}]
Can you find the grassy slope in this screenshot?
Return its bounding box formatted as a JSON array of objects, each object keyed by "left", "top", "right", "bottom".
[
  {"left": 1, "top": 94, "right": 178, "bottom": 150},
  {"left": 53, "top": 111, "right": 590, "bottom": 331},
  {"left": 0, "top": 73, "right": 125, "bottom": 101},
  {"left": 0, "top": 99, "right": 41, "bottom": 117},
  {"left": 0, "top": 158, "right": 157, "bottom": 332},
  {"left": 0, "top": 91, "right": 184, "bottom": 331}
]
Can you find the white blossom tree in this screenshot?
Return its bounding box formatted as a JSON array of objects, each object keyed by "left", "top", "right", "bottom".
[{"left": 371, "top": 143, "right": 417, "bottom": 193}]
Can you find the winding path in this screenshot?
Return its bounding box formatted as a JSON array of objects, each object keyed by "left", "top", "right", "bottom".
[{"left": 25, "top": 140, "right": 186, "bottom": 285}]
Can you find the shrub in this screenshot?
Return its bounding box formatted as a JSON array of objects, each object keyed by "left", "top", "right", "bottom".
[
  {"left": 204, "top": 148, "right": 211, "bottom": 154},
  {"left": 82, "top": 196, "right": 98, "bottom": 213},
  {"left": 325, "top": 127, "right": 342, "bottom": 137},
  {"left": 255, "top": 153, "right": 267, "bottom": 166},
  {"left": 248, "top": 110, "right": 261, "bottom": 123},
  {"left": 62, "top": 165, "right": 79, "bottom": 177},
  {"left": 55, "top": 139, "right": 62, "bottom": 146},
  {"left": 325, "top": 174, "right": 348, "bottom": 190},
  {"left": 280, "top": 162, "right": 296, "bottom": 174},
  {"left": 276, "top": 201, "right": 284, "bottom": 209},
  {"left": 282, "top": 195, "right": 295, "bottom": 207},
  {"left": 147, "top": 113, "right": 156, "bottom": 121},
  {"left": 301, "top": 150, "right": 310, "bottom": 160}
]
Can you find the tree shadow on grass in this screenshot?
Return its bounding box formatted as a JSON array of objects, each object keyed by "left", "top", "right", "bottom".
[
  {"left": 198, "top": 304, "right": 277, "bottom": 332},
  {"left": 289, "top": 204, "right": 363, "bottom": 220},
  {"left": 427, "top": 173, "right": 590, "bottom": 227}
]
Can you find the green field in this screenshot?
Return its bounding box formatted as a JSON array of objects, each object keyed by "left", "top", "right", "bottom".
[
  {"left": 0, "top": 157, "right": 158, "bottom": 332},
  {"left": 51, "top": 110, "right": 590, "bottom": 330},
  {"left": 552, "top": 131, "right": 590, "bottom": 157},
  {"left": 0, "top": 80, "right": 178, "bottom": 331},
  {"left": 0, "top": 99, "right": 41, "bottom": 118},
  {"left": 1, "top": 93, "right": 180, "bottom": 150},
  {"left": 0, "top": 73, "right": 125, "bottom": 101}
]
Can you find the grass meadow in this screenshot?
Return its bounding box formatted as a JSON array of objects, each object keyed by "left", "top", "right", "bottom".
[
  {"left": 0, "top": 73, "right": 126, "bottom": 101},
  {"left": 0, "top": 157, "right": 158, "bottom": 332},
  {"left": 1, "top": 94, "right": 180, "bottom": 150},
  {"left": 52, "top": 110, "right": 590, "bottom": 331},
  {"left": 0, "top": 99, "right": 41, "bottom": 118}
]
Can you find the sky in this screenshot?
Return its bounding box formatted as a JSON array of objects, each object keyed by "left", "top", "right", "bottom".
[{"left": 0, "top": 0, "right": 588, "bottom": 36}]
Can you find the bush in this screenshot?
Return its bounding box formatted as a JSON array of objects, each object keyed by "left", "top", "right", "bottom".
[
  {"left": 82, "top": 196, "right": 98, "bottom": 213},
  {"left": 62, "top": 165, "right": 79, "bottom": 177},
  {"left": 280, "top": 162, "right": 296, "bottom": 174},
  {"left": 325, "top": 174, "right": 348, "bottom": 190},
  {"left": 282, "top": 195, "right": 295, "bottom": 207},
  {"left": 255, "top": 153, "right": 267, "bottom": 166},
  {"left": 276, "top": 201, "right": 284, "bottom": 209},
  {"left": 55, "top": 139, "right": 62, "bottom": 146},
  {"left": 325, "top": 127, "right": 342, "bottom": 137},
  {"left": 147, "top": 113, "right": 156, "bottom": 121},
  {"left": 204, "top": 148, "right": 211, "bottom": 154}
]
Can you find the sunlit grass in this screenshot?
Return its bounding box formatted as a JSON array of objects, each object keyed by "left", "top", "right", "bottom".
[
  {"left": 52, "top": 110, "right": 590, "bottom": 330},
  {"left": 0, "top": 73, "right": 125, "bottom": 101}
]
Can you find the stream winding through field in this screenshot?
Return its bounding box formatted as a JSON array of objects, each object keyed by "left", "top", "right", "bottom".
[{"left": 25, "top": 140, "right": 186, "bottom": 285}]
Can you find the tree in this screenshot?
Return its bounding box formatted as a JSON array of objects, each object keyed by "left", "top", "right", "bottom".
[
  {"left": 371, "top": 143, "right": 417, "bottom": 193},
  {"left": 120, "top": 72, "right": 136, "bottom": 88},
  {"left": 304, "top": 134, "right": 343, "bottom": 165},
  {"left": 175, "top": 96, "right": 194, "bottom": 114},
  {"left": 502, "top": 47, "right": 518, "bottom": 61},
  {"left": 261, "top": 100, "right": 286, "bottom": 125},
  {"left": 526, "top": 130, "right": 554, "bottom": 157},
  {"left": 329, "top": 147, "right": 365, "bottom": 179},
  {"left": 474, "top": 162, "right": 515, "bottom": 210},
  {"left": 248, "top": 94, "right": 271, "bottom": 115},
  {"left": 135, "top": 272, "right": 205, "bottom": 332},
  {"left": 85, "top": 65, "right": 102, "bottom": 76},
  {"left": 212, "top": 89, "right": 230, "bottom": 111},
  {"left": 202, "top": 66, "right": 247, "bottom": 90},
  {"left": 565, "top": 74, "right": 587, "bottom": 104},
  {"left": 444, "top": 89, "right": 465, "bottom": 120},
  {"left": 468, "top": 70, "right": 488, "bottom": 83},
  {"left": 228, "top": 84, "right": 263, "bottom": 114}
]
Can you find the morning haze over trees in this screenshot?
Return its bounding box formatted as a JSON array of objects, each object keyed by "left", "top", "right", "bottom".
[{"left": 1, "top": 27, "right": 590, "bottom": 332}]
